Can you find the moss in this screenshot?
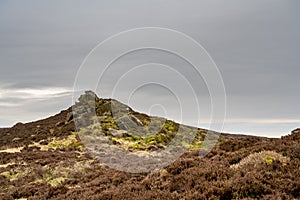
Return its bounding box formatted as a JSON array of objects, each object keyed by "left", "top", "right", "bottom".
[
  {"left": 0, "top": 185, "right": 14, "bottom": 191},
  {"left": 198, "top": 129, "right": 207, "bottom": 134},
  {"left": 111, "top": 137, "right": 121, "bottom": 145},
  {"left": 47, "top": 177, "right": 66, "bottom": 187},
  {"left": 265, "top": 156, "right": 273, "bottom": 164},
  {"left": 33, "top": 178, "right": 44, "bottom": 184},
  {"left": 144, "top": 136, "right": 157, "bottom": 144},
  {"left": 1, "top": 171, "right": 13, "bottom": 180},
  {"left": 122, "top": 134, "right": 140, "bottom": 142},
  {"left": 146, "top": 140, "right": 157, "bottom": 146},
  {"left": 180, "top": 141, "right": 190, "bottom": 149},
  {"left": 100, "top": 116, "right": 119, "bottom": 131},
  {"left": 157, "top": 134, "right": 170, "bottom": 144},
  {"left": 40, "top": 160, "right": 93, "bottom": 187},
  {"left": 1, "top": 168, "right": 31, "bottom": 182},
  {"left": 131, "top": 113, "right": 150, "bottom": 126},
  {"left": 96, "top": 101, "right": 112, "bottom": 115},
  {"left": 162, "top": 120, "right": 178, "bottom": 133},
  {"left": 190, "top": 141, "right": 202, "bottom": 150},
  {"left": 129, "top": 143, "right": 147, "bottom": 150},
  {"left": 48, "top": 132, "right": 83, "bottom": 150}
]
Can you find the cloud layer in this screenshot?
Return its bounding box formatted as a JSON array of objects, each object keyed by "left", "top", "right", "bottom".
[{"left": 0, "top": 0, "right": 299, "bottom": 137}]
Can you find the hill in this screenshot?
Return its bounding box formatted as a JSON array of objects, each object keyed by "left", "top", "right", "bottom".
[{"left": 0, "top": 91, "right": 299, "bottom": 199}]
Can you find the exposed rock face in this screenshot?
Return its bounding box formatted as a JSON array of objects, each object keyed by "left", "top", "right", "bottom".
[
  {"left": 78, "top": 90, "right": 99, "bottom": 104},
  {"left": 131, "top": 115, "right": 143, "bottom": 126},
  {"left": 109, "top": 128, "right": 128, "bottom": 138}
]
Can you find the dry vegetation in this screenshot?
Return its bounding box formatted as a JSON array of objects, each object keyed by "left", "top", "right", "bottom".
[{"left": 0, "top": 92, "right": 299, "bottom": 199}]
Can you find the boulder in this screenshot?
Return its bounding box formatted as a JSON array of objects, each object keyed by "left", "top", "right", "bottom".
[
  {"left": 131, "top": 115, "right": 143, "bottom": 126},
  {"left": 109, "top": 128, "right": 128, "bottom": 138}
]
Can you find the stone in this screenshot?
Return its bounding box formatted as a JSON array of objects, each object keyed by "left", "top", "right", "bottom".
[
  {"left": 109, "top": 128, "right": 128, "bottom": 138},
  {"left": 131, "top": 115, "right": 143, "bottom": 126}
]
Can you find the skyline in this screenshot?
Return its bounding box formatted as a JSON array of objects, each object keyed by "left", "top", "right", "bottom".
[{"left": 0, "top": 0, "right": 299, "bottom": 138}]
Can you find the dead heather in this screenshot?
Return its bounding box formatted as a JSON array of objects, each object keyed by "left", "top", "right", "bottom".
[{"left": 0, "top": 91, "right": 299, "bottom": 199}]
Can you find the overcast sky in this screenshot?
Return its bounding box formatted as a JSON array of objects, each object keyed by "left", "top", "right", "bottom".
[{"left": 0, "top": 0, "right": 299, "bottom": 137}]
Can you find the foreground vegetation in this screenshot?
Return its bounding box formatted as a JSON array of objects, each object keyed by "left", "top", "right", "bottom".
[{"left": 0, "top": 92, "right": 299, "bottom": 199}]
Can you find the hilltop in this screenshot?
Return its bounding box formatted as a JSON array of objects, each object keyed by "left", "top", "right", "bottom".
[{"left": 0, "top": 91, "right": 299, "bottom": 199}]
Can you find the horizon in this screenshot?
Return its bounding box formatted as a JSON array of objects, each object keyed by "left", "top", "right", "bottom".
[
  {"left": 0, "top": 1, "right": 299, "bottom": 138},
  {"left": 0, "top": 90, "right": 297, "bottom": 139}
]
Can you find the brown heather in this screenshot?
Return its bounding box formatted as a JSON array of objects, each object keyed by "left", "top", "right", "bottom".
[{"left": 0, "top": 92, "right": 299, "bottom": 199}]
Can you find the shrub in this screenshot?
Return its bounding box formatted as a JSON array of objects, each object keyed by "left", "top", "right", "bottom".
[{"left": 231, "top": 150, "right": 289, "bottom": 169}]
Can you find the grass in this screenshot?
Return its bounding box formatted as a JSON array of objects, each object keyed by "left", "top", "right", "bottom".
[
  {"left": 1, "top": 167, "right": 31, "bottom": 182},
  {"left": 32, "top": 160, "right": 95, "bottom": 187},
  {"left": 48, "top": 132, "right": 83, "bottom": 150},
  {"left": 231, "top": 150, "right": 290, "bottom": 169},
  {"left": 47, "top": 177, "right": 66, "bottom": 187}
]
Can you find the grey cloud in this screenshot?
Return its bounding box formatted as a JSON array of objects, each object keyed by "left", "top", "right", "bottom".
[{"left": 0, "top": 0, "right": 299, "bottom": 136}]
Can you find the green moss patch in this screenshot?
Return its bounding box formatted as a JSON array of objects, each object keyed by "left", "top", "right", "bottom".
[{"left": 48, "top": 132, "right": 83, "bottom": 150}]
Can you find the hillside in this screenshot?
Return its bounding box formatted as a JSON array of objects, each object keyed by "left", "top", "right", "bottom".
[{"left": 0, "top": 91, "right": 299, "bottom": 199}]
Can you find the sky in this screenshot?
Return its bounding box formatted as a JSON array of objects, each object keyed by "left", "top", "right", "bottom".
[{"left": 0, "top": 0, "right": 299, "bottom": 138}]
